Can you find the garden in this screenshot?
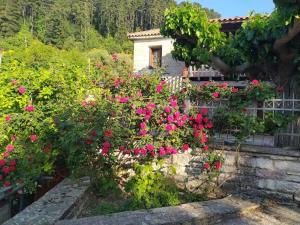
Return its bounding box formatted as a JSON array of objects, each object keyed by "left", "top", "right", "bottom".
[{"left": 0, "top": 0, "right": 300, "bottom": 224}]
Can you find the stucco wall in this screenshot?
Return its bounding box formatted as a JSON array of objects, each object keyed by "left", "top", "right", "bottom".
[{"left": 133, "top": 37, "right": 185, "bottom": 76}]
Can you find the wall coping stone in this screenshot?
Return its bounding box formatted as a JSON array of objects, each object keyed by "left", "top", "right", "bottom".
[
  {"left": 3, "top": 177, "right": 90, "bottom": 225},
  {"left": 213, "top": 143, "right": 300, "bottom": 158},
  {"left": 55, "top": 196, "right": 259, "bottom": 225}
]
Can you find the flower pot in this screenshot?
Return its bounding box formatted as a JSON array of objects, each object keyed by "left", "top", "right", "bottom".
[{"left": 181, "top": 66, "right": 189, "bottom": 78}]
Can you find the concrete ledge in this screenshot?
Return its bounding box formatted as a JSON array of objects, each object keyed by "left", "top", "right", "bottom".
[
  {"left": 3, "top": 177, "right": 90, "bottom": 225},
  {"left": 56, "top": 196, "right": 259, "bottom": 225}
]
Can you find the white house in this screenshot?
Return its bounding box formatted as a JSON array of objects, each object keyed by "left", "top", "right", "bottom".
[
  {"left": 127, "top": 17, "right": 249, "bottom": 77},
  {"left": 127, "top": 29, "right": 185, "bottom": 76}
]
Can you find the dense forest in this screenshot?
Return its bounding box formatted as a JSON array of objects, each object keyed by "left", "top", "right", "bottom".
[{"left": 0, "top": 0, "right": 220, "bottom": 52}]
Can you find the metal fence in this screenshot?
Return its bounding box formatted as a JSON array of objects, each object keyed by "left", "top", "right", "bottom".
[{"left": 162, "top": 75, "right": 300, "bottom": 148}]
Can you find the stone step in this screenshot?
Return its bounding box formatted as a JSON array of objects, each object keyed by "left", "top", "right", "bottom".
[{"left": 55, "top": 196, "right": 259, "bottom": 225}]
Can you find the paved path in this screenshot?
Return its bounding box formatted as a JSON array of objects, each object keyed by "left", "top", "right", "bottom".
[{"left": 216, "top": 203, "right": 300, "bottom": 225}]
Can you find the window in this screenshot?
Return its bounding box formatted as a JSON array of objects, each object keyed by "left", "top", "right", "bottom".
[{"left": 149, "top": 46, "right": 162, "bottom": 68}]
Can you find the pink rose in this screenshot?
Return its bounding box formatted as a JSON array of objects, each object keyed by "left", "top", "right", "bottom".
[
  {"left": 136, "top": 108, "right": 144, "bottom": 115},
  {"left": 182, "top": 144, "right": 189, "bottom": 151},
  {"left": 167, "top": 115, "right": 174, "bottom": 123},
  {"left": 201, "top": 108, "right": 208, "bottom": 115},
  {"left": 215, "top": 161, "right": 222, "bottom": 170},
  {"left": 203, "top": 162, "right": 210, "bottom": 170},
  {"left": 213, "top": 92, "right": 219, "bottom": 98},
  {"left": 6, "top": 145, "right": 14, "bottom": 152},
  {"left": 5, "top": 115, "right": 11, "bottom": 122},
  {"left": 140, "top": 122, "right": 146, "bottom": 129},
  {"left": 25, "top": 105, "right": 35, "bottom": 112},
  {"left": 156, "top": 85, "right": 163, "bottom": 93},
  {"left": 165, "top": 106, "right": 171, "bottom": 114},
  {"left": 251, "top": 80, "right": 259, "bottom": 85},
  {"left": 146, "top": 144, "right": 154, "bottom": 151},
  {"left": 119, "top": 97, "right": 129, "bottom": 103},
  {"left": 18, "top": 86, "right": 26, "bottom": 94},
  {"left": 159, "top": 147, "right": 166, "bottom": 156},
  {"left": 30, "top": 134, "right": 38, "bottom": 142},
  {"left": 140, "top": 129, "right": 147, "bottom": 136}
]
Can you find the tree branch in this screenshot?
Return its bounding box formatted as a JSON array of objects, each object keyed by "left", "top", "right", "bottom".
[
  {"left": 274, "top": 17, "right": 300, "bottom": 51},
  {"left": 211, "top": 56, "right": 232, "bottom": 74}
]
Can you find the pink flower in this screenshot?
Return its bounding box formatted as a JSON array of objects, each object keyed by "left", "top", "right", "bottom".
[
  {"left": 165, "top": 106, "right": 171, "bottom": 114},
  {"left": 134, "top": 148, "right": 140, "bottom": 155},
  {"left": 213, "top": 92, "right": 219, "bottom": 98},
  {"left": 156, "top": 85, "right": 163, "bottom": 93},
  {"left": 6, "top": 145, "right": 14, "bottom": 152},
  {"left": 182, "top": 144, "right": 189, "bottom": 151},
  {"left": 25, "top": 105, "right": 35, "bottom": 112},
  {"left": 146, "top": 144, "right": 154, "bottom": 151},
  {"left": 177, "top": 120, "right": 184, "bottom": 127},
  {"left": 3, "top": 152, "right": 9, "bottom": 158},
  {"left": 167, "top": 115, "right": 174, "bottom": 123},
  {"left": 174, "top": 111, "right": 180, "bottom": 120},
  {"left": 170, "top": 99, "right": 177, "bottom": 107},
  {"left": 11, "top": 135, "right": 16, "bottom": 142},
  {"left": 251, "top": 80, "right": 259, "bottom": 85},
  {"left": 215, "top": 161, "right": 222, "bottom": 170},
  {"left": 145, "top": 115, "right": 151, "bottom": 121},
  {"left": 102, "top": 148, "right": 109, "bottom": 155},
  {"left": 114, "top": 79, "right": 120, "bottom": 88},
  {"left": 195, "top": 114, "right": 202, "bottom": 123},
  {"left": 30, "top": 135, "right": 38, "bottom": 142},
  {"left": 147, "top": 103, "right": 156, "bottom": 109},
  {"left": 11, "top": 80, "right": 17, "bottom": 85},
  {"left": 18, "top": 86, "right": 26, "bottom": 94},
  {"left": 166, "top": 124, "right": 174, "bottom": 132},
  {"left": 181, "top": 114, "right": 187, "bottom": 121},
  {"left": 119, "top": 97, "right": 129, "bottom": 103},
  {"left": 140, "top": 122, "right": 146, "bottom": 129},
  {"left": 203, "top": 162, "right": 210, "bottom": 170},
  {"left": 112, "top": 53, "right": 118, "bottom": 62},
  {"left": 201, "top": 135, "right": 207, "bottom": 144},
  {"left": 140, "top": 148, "right": 147, "bottom": 156},
  {"left": 231, "top": 87, "right": 239, "bottom": 93},
  {"left": 5, "top": 115, "right": 11, "bottom": 122},
  {"left": 136, "top": 108, "right": 144, "bottom": 115},
  {"left": 201, "top": 108, "right": 208, "bottom": 115},
  {"left": 159, "top": 147, "right": 166, "bottom": 157},
  {"left": 206, "top": 122, "right": 213, "bottom": 129},
  {"left": 140, "top": 129, "right": 147, "bottom": 136}
]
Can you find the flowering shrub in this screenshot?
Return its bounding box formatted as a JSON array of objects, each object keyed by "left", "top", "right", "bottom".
[
  {"left": 186, "top": 80, "right": 289, "bottom": 142},
  {"left": 60, "top": 70, "right": 223, "bottom": 193}
]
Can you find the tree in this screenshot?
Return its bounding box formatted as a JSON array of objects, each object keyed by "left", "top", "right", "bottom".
[
  {"left": 162, "top": 1, "right": 300, "bottom": 86},
  {"left": 0, "top": 0, "right": 22, "bottom": 37}
]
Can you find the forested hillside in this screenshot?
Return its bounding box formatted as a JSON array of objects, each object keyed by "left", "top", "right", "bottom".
[{"left": 0, "top": 0, "right": 220, "bottom": 52}]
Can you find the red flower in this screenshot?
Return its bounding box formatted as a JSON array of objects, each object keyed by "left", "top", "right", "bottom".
[
  {"left": 2, "top": 166, "right": 10, "bottom": 174},
  {"left": 6, "top": 145, "right": 14, "bottom": 152},
  {"left": 5, "top": 115, "right": 11, "bottom": 122},
  {"left": 85, "top": 139, "right": 93, "bottom": 145},
  {"left": 103, "top": 141, "right": 111, "bottom": 149},
  {"left": 10, "top": 160, "right": 16, "bottom": 167},
  {"left": 25, "top": 105, "right": 35, "bottom": 112},
  {"left": 201, "top": 108, "right": 208, "bottom": 115},
  {"left": 3, "top": 152, "right": 9, "bottom": 158},
  {"left": 0, "top": 175, "right": 3, "bottom": 180},
  {"left": 182, "top": 144, "right": 189, "bottom": 151},
  {"left": 203, "top": 162, "right": 210, "bottom": 170},
  {"left": 3, "top": 181, "right": 11, "bottom": 187},
  {"left": 119, "top": 146, "right": 125, "bottom": 151},
  {"left": 30, "top": 134, "right": 38, "bottom": 142},
  {"left": 251, "top": 80, "right": 259, "bottom": 85},
  {"left": 90, "top": 130, "right": 97, "bottom": 137},
  {"left": 276, "top": 86, "right": 284, "bottom": 93},
  {"left": 104, "top": 130, "right": 113, "bottom": 138},
  {"left": 114, "top": 79, "right": 120, "bottom": 88},
  {"left": 18, "top": 86, "right": 26, "bottom": 94},
  {"left": 203, "top": 145, "right": 209, "bottom": 151},
  {"left": 0, "top": 159, "right": 6, "bottom": 167},
  {"left": 215, "top": 161, "right": 222, "bottom": 170},
  {"left": 11, "top": 135, "right": 16, "bottom": 142}
]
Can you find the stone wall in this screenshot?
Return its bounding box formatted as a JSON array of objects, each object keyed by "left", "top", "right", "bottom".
[{"left": 171, "top": 145, "right": 300, "bottom": 199}]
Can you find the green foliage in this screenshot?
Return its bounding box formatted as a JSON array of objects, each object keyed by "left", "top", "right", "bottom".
[
  {"left": 125, "top": 160, "right": 180, "bottom": 209},
  {"left": 161, "top": 2, "right": 225, "bottom": 67}
]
